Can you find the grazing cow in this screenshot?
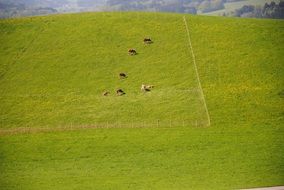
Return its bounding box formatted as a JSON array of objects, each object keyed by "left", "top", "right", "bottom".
[
  {"left": 143, "top": 38, "right": 152, "bottom": 44},
  {"left": 141, "top": 84, "right": 146, "bottom": 91},
  {"left": 146, "top": 85, "right": 154, "bottom": 89},
  {"left": 119, "top": 73, "right": 127, "bottom": 79},
  {"left": 128, "top": 49, "right": 137, "bottom": 55},
  {"left": 141, "top": 84, "right": 154, "bottom": 92},
  {"left": 116, "top": 89, "right": 125, "bottom": 96},
  {"left": 103, "top": 91, "right": 110, "bottom": 96}
]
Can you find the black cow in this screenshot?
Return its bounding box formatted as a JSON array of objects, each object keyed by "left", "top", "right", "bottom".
[
  {"left": 143, "top": 38, "right": 152, "bottom": 44},
  {"left": 116, "top": 89, "right": 125, "bottom": 96},
  {"left": 119, "top": 73, "right": 127, "bottom": 79}
]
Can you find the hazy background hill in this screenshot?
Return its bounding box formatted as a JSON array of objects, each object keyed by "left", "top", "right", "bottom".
[
  {"left": 0, "top": 0, "right": 283, "bottom": 19},
  {"left": 0, "top": 0, "right": 105, "bottom": 18}
]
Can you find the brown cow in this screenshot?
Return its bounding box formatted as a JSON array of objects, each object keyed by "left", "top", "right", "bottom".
[
  {"left": 116, "top": 89, "right": 125, "bottom": 96},
  {"left": 128, "top": 49, "right": 137, "bottom": 55},
  {"left": 103, "top": 91, "right": 110, "bottom": 96}
]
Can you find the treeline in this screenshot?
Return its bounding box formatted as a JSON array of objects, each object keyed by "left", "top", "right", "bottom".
[
  {"left": 0, "top": 3, "right": 57, "bottom": 18},
  {"left": 0, "top": 0, "right": 105, "bottom": 18},
  {"left": 105, "top": 0, "right": 196, "bottom": 14},
  {"left": 104, "top": 0, "right": 239, "bottom": 14},
  {"left": 1, "top": 0, "right": 283, "bottom": 19},
  {"left": 225, "top": 1, "right": 284, "bottom": 19},
  {"left": 198, "top": 0, "right": 224, "bottom": 13}
]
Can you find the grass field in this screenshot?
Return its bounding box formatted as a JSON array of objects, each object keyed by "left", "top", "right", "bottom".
[
  {"left": 0, "top": 13, "right": 208, "bottom": 128},
  {"left": 0, "top": 12, "right": 283, "bottom": 189}
]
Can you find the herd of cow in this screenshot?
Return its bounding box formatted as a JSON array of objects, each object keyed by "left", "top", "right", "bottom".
[{"left": 103, "top": 38, "right": 154, "bottom": 96}]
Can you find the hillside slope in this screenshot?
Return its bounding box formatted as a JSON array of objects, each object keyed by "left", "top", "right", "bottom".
[
  {"left": 0, "top": 13, "right": 209, "bottom": 129},
  {"left": 0, "top": 12, "right": 283, "bottom": 190}
]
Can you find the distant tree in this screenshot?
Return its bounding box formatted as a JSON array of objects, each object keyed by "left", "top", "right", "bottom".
[
  {"left": 262, "top": 1, "right": 284, "bottom": 18},
  {"left": 228, "top": 1, "right": 284, "bottom": 19}
]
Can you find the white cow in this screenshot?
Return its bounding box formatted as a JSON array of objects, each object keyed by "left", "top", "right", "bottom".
[{"left": 141, "top": 84, "right": 154, "bottom": 92}]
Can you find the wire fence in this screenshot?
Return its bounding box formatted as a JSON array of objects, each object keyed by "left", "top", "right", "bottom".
[
  {"left": 84, "top": 119, "right": 209, "bottom": 128},
  {"left": 0, "top": 119, "right": 209, "bottom": 136}
]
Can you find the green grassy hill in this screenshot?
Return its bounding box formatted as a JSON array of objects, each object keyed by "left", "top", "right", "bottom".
[
  {"left": 0, "top": 13, "right": 208, "bottom": 128},
  {"left": 0, "top": 12, "right": 283, "bottom": 189}
]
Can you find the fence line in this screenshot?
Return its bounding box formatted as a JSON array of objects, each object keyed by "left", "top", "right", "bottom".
[
  {"left": 182, "top": 16, "right": 211, "bottom": 127},
  {"left": 0, "top": 119, "right": 209, "bottom": 136}
]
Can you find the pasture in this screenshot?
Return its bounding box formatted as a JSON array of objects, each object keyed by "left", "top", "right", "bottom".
[
  {"left": 0, "top": 13, "right": 208, "bottom": 129},
  {"left": 0, "top": 12, "right": 283, "bottom": 189}
]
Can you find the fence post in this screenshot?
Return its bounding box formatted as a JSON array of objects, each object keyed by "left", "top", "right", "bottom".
[{"left": 157, "top": 120, "right": 160, "bottom": 128}]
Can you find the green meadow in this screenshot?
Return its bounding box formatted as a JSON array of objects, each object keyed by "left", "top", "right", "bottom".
[
  {"left": 0, "top": 13, "right": 207, "bottom": 128},
  {"left": 0, "top": 12, "right": 283, "bottom": 189}
]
